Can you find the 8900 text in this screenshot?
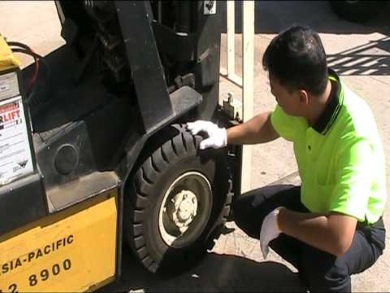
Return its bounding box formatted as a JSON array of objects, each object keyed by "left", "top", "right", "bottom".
[{"left": 0, "top": 258, "right": 72, "bottom": 292}]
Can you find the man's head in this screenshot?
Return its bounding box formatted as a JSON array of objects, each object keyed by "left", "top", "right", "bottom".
[{"left": 262, "top": 25, "right": 328, "bottom": 116}]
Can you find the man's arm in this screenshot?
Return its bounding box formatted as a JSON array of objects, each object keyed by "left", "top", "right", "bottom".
[
  {"left": 276, "top": 136, "right": 377, "bottom": 257},
  {"left": 278, "top": 209, "right": 357, "bottom": 256},
  {"left": 227, "top": 111, "right": 279, "bottom": 145}
]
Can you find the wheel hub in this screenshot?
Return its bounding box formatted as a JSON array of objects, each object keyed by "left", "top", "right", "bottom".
[
  {"left": 170, "top": 190, "right": 198, "bottom": 231},
  {"left": 158, "top": 171, "right": 212, "bottom": 246}
]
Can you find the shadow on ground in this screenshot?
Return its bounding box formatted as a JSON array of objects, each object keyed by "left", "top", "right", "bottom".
[
  {"left": 327, "top": 36, "right": 390, "bottom": 76},
  {"left": 100, "top": 250, "right": 305, "bottom": 292},
  {"left": 219, "top": 1, "right": 390, "bottom": 36},
  {"left": 219, "top": 1, "right": 390, "bottom": 77}
]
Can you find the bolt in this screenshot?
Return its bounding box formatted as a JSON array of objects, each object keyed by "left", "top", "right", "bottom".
[{"left": 227, "top": 92, "right": 233, "bottom": 103}]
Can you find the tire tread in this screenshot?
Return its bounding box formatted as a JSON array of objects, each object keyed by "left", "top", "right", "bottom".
[{"left": 126, "top": 124, "right": 231, "bottom": 274}]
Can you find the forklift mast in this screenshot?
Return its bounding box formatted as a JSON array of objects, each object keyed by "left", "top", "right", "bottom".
[{"left": 56, "top": 1, "right": 222, "bottom": 133}]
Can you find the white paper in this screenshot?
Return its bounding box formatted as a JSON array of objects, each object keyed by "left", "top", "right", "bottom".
[{"left": 0, "top": 96, "right": 34, "bottom": 185}]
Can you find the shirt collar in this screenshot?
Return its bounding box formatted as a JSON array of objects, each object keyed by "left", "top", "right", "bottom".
[{"left": 312, "top": 69, "right": 343, "bottom": 135}]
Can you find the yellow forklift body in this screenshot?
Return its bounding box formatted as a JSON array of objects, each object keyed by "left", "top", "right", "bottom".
[{"left": 0, "top": 189, "right": 118, "bottom": 292}]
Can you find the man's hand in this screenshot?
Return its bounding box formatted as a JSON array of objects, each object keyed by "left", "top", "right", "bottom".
[
  {"left": 186, "top": 120, "right": 227, "bottom": 150},
  {"left": 260, "top": 207, "right": 283, "bottom": 259}
]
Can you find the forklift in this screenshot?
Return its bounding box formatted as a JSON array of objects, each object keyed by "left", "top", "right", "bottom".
[{"left": 0, "top": 1, "right": 242, "bottom": 291}]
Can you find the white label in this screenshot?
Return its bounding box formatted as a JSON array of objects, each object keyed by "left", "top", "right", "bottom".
[
  {"left": 0, "top": 96, "right": 33, "bottom": 185},
  {"left": 0, "top": 72, "right": 19, "bottom": 101},
  {"left": 204, "top": 0, "right": 216, "bottom": 15}
]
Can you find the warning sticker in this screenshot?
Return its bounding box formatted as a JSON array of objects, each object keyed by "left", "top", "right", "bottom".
[
  {"left": 203, "top": 0, "right": 216, "bottom": 15},
  {"left": 0, "top": 96, "right": 33, "bottom": 185},
  {"left": 0, "top": 72, "right": 19, "bottom": 101}
]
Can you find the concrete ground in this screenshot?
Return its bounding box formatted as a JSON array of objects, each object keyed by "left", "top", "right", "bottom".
[{"left": 1, "top": 1, "right": 389, "bottom": 292}]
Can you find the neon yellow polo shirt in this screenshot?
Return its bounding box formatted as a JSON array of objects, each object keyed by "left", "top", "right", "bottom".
[{"left": 271, "top": 70, "right": 387, "bottom": 224}]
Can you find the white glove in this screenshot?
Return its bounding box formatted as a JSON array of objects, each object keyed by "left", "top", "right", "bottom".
[
  {"left": 260, "top": 207, "right": 283, "bottom": 259},
  {"left": 186, "top": 120, "right": 227, "bottom": 150}
]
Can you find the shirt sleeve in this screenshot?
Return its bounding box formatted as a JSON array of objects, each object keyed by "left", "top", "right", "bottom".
[
  {"left": 270, "top": 105, "right": 306, "bottom": 141},
  {"left": 329, "top": 137, "right": 374, "bottom": 221}
]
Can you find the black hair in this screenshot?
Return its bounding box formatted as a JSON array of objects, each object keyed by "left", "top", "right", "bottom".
[{"left": 262, "top": 25, "right": 328, "bottom": 96}]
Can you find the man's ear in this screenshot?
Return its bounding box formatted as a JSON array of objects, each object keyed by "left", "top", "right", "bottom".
[{"left": 298, "top": 89, "right": 309, "bottom": 105}]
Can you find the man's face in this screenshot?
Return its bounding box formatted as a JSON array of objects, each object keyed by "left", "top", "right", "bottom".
[{"left": 269, "top": 76, "right": 303, "bottom": 116}]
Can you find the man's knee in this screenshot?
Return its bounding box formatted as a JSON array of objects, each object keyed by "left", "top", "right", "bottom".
[
  {"left": 232, "top": 185, "right": 300, "bottom": 238},
  {"left": 232, "top": 192, "right": 260, "bottom": 238}
]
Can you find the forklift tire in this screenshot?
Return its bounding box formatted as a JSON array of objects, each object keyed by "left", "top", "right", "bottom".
[
  {"left": 124, "top": 124, "right": 231, "bottom": 274},
  {"left": 329, "top": 1, "right": 386, "bottom": 23}
]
